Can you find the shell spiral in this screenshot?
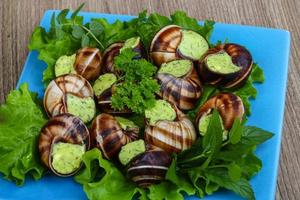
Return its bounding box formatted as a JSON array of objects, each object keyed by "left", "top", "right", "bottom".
[
  {"left": 43, "top": 74, "right": 94, "bottom": 118},
  {"left": 74, "top": 47, "right": 102, "bottom": 81},
  {"left": 195, "top": 93, "right": 245, "bottom": 130},
  {"left": 157, "top": 66, "right": 202, "bottom": 110},
  {"left": 198, "top": 43, "right": 253, "bottom": 88},
  {"left": 127, "top": 150, "right": 172, "bottom": 188},
  {"left": 38, "top": 113, "right": 90, "bottom": 176},
  {"left": 145, "top": 106, "right": 197, "bottom": 153},
  {"left": 91, "top": 113, "right": 138, "bottom": 159},
  {"left": 101, "top": 43, "right": 124, "bottom": 76}
]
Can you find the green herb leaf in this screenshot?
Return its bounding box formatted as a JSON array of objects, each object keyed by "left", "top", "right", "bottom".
[
  {"left": 71, "top": 3, "right": 85, "bottom": 20},
  {"left": 81, "top": 34, "right": 90, "bottom": 47},
  {"left": 0, "top": 84, "right": 46, "bottom": 185},
  {"left": 72, "top": 25, "right": 85, "bottom": 39},
  {"left": 241, "top": 126, "right": 274, "bottom": 146},
  {"left": 228, "top": 118, "right": 243, "bottom": 144},
  {"left": 111, "top": 49, "right": 159, "bottom": 114},
  {"left": 228, "top": 163, "right": 242, "bottom": 181},
  {"left": 75, "top": 148, "right": 145, "bottom": 200},
  {"left": 205, "top": 168, "right": 255, "bottom": 200}
]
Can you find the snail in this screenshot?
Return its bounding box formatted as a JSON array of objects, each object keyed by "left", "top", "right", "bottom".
[
  {"left": 101, "top": 37, "right": 145, "bottom": 75},
  {"left": 127, "top": 149, "right": 172, "bottom": 188},
  {"left": 198, "top": 43, "right": 253, "bottom": 88},
  {"left": 157, "top": 59, "right": 202, "bottom": 110},
  {"left": 74, "top": 47, "right": 102, "bottom": 81},
  {"left": 150, "top": 25, "right": 209, "bottom": 66},
  {"left": 43, "top": 74, "right": 96, "bottom": 123},
  {"left": 144, "top": 100, "right": 197, "bottom": 153},
  {"left": 38, "top": 113, "right": 90, "bottom": 176},
  {"left": 196, "top": 93, "right": 245, "bottom": 139},
  {"left": 90, "top": 113, "right": 139, "bottom": 160},
  {"left": 92, "top": 73, "right": 131, "bottom": 114}
]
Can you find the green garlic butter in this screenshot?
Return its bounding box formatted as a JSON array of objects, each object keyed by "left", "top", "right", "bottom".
[
  {"left": 206, "top": 51, "right": 241, "bottom": 74},
  {"left": 120, "top": 37, "right": 140, "bottom": 53},
  {"left": 66, "top": 94, "right": 96, "bottom": 123},
  {"left": 115, "top": 117, "right": 138, "bottom": 130},
  {"left": 51, "top": 142, "right": 85, "bottom": 174},
  {"left": 158, "top": 60, "right": 192, "bottom": 77},
  {"left": 119, "top": 140, "right": 146, "bottom": 166},
  {"left": 54, "top": 54, "right": 76, "bottom": 77},
  {"left": 145, "top": 100, "right": 176, "bottom": 126},
  {"left": 178, "top": 30, "right": 209, "bottom": 60},
  {"left": 198, "top": 113, "right": 228, "bottom": 141},
  {"left": 93, "top": 73, "right": 117, "bottom": 96}
]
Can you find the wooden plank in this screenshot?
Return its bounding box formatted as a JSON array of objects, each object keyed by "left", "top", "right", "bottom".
[{"left": 0, "top": 0, "right": 299, "bottom": 199}]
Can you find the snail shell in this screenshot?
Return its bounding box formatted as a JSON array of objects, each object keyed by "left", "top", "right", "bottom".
[
  {"left": 145, "top": 105, "right": 197, "bottom": 153},
  {"left": 127, "top": 150, "right": 172, "bottom": 188},
  {"left": 91, "top": 113, "right": 139, "bottom": 159},
  {"left": 195, "top": 93, "right": 245, "bottom": 130},
  {"left": 198, "top": 43, "right": 253, "bottom": 88},
  {"left": 38, "top": 113, "right": 90, "bottom": 176},
  {"left": 157, "top": 65, "right": 202, "bottom": 110},
  {"left": 101, "top": 43, "right": 124, "bottom": 76},
  {"left": 74, "top": 47, "right": 102, "bottom": 81},
  {"left": 150, "top": 25, "right": 208, "bottom": 66},
  {"left": 43, "top": 74, "right": 94, "bottom": 118},
  {"left": 97, "top": 85, "right": 132, "bottom": 115}
]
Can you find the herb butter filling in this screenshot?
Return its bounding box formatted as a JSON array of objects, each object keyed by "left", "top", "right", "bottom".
[
  {"left": 115, "top": 117, "right": 139, "bottom": 130},
  {"left": 198, "top": 113, "right": 228, "bottom": 141},
  {"left": 178, "top": 30, "right": 209, "bottom": 60},
  {"left": 66, "top": 94, "right": 96, "bottom": 123},
  {"left": 118, "top": 140, "right": 146, "bottom": 166},
  {"left": 54, "top": 54, "right": 76, "bottom": 77},
  {"left": 120, "top": 37, "right": 140, "bottom": 53},
  {"left": 93, "top": 73, "right": 117, "bottom": 96},
  {"left": 158, "top": 60, "right": 192, "bottom": 78},
  {"left": 51, "top": 142, "right": 85, "bottom": 175},
  {"left": 145, "top": 100, "right": 176, "bottom": 126},
  {"left": 206, "top": 51, "right": 241, "bottom": 74}
]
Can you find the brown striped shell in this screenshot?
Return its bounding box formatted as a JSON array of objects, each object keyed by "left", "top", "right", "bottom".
[
  {"left": 157, "top": 64, "right": 202, "bottom": 110},
  {"left": 96, "top": 85, "right": 132, "bottom": 115},
  {"left": 127, "top": 150, "right": 172, "bottom": 188},
  {"left": 74, "top": 47, "right": 102, "bottom": 81},
  {"left": 101, "top": 43, "right": 124, "bottom": 76},
  {"left": 43, "top": 74, "right": 94, "bottom": 118},
  {"left": 198, "top": 43, "right": 253, "bottom": 88},
  {"left": 145, "top": 105, "right": 197, "bottom": 153},
  {"left": 195, "top": 93, "right": 245, "bottom": 130},
  {"left": 150, "top": 25, "right": 208, "bottom": 66},
  {"left": 38, "top": 114, "right": 90, "bottom": 176},
  {"left": 91, "top": 113, "right": 139, "bottom": 159}
]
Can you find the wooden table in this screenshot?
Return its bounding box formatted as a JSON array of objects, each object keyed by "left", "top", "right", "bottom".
[{"left": 0, "top": 0, "right": 299, "bottom": 199}]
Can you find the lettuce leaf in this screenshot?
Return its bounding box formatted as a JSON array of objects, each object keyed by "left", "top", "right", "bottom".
[
  {"left": 74, "top": 148, "right": 146, "bottom": 200},
  {"left": 0, "top": 84, "right": 46, "bottom": 185}
]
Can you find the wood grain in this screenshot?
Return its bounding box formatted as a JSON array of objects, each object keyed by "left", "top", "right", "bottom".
[{"left": 0, "top": 0, "right": 299, "bottom": 199}]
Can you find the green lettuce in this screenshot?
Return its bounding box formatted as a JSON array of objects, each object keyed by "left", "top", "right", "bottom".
[{"left": 0, "top": 84, "right": 46, "bottom": 185}]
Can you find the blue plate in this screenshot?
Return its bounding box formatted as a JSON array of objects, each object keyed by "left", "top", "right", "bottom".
[{"left": 0, "top": 10, "right": 290, "bottom": 200}]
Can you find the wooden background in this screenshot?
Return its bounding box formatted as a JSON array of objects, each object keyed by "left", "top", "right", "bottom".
[{"left": 0, "top": 0, "right": 299, "bottom": 199}]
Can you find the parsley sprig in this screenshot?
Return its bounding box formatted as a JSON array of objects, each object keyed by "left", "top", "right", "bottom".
[{"left": 111, "top": 49, "right": 159, "bottom": 114}]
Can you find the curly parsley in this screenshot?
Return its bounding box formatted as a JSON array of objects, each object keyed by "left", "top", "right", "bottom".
[{"left": 111, "top": 49, "right": 159, "bottom": 114}]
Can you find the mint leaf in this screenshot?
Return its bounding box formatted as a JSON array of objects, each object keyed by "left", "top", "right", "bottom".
[
  {"left": 229, "top": 118, "right": 243, "bottom": 144},
  {"left": 205, "top": 168, "right": 255, "bottom": 200},
  {"left": 241, "top": 126, "right": 274, "bottom": 146},
  {"left": 0, "top": 84, "right": 46, "bottom": 185}
]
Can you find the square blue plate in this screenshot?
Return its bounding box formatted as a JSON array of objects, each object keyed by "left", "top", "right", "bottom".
[{"left": 0, "top": 10, "right": 290, "bottom": 200}]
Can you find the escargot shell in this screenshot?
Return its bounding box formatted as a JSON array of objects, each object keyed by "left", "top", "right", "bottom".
[
  {"left": 43, "top": 74, "right": 94, "bottom": 118},
  {"left": 101, "top": 43, "right": 124, "bottom": 76},
  {"left": 195, "top": 93, "right": 245, "bottom": 130},
  {"left": 74, "top": 47, "right": 102, "bottom": 81},
  {"left": 157, "top": 65, "right": 202, "bottom": 110},
  {"left": 127, "top": 150, "right": 172, "bottom": 188},
  {"left": 145, "top": 106, "right": 197, "bottom": 153},
  {"left": 91, "top": 113, "right": 139, "bottom": 159},
  {"left": 198, "top": 43, "right": 253, "bottom": 88},
  {"left": 38, "top": 113, "right": 90, "bottom": 176}
]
